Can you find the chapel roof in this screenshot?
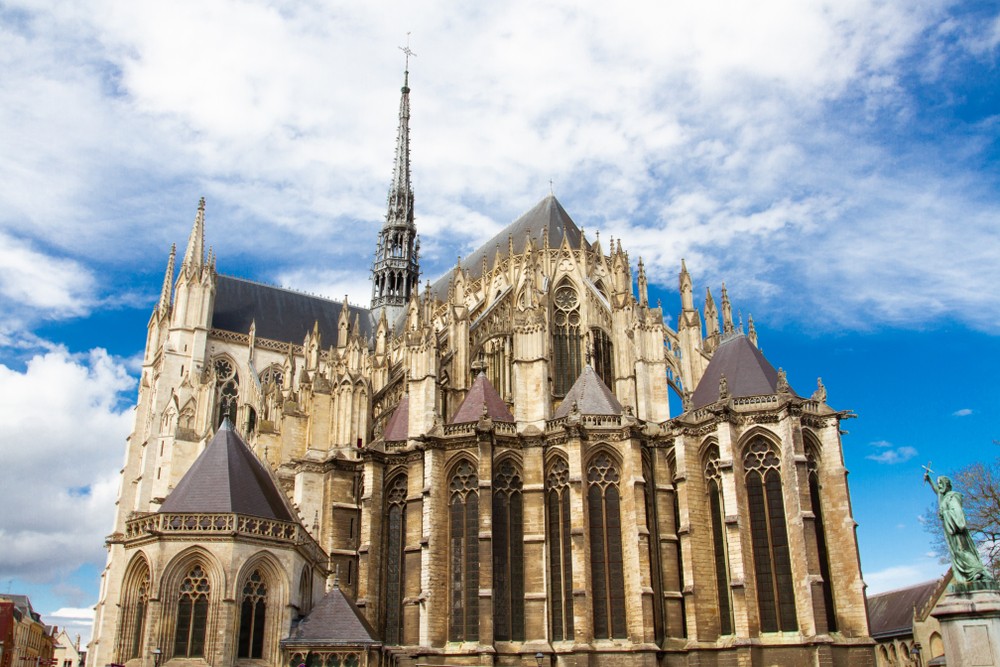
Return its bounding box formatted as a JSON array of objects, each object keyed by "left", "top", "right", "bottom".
[
  {"left": 690, "top": 334, "right": 792, "bottom": 409},
  {"left": 212, "top": 274, "right": 372, "bottom": 346},
  {"left": 553, "top": 365, "right": 622, "bottom": 418},
  {"left": 382, "top": 394, "right": 409, "bottom": 442},
  {"left": 159, "top": 420, "right": 295, "bottom": 521},
  {"left": 429, "top": 195, "right": 588, "bottom": 300},
  {"left": 866, "top": 578, "right": 944, "bottom": 640},
  {"left": 283, "top": 585, "right": 380, "bottom": 646},
  {"left": 449, "top": 372, "right": 514, "bottom": 423}
]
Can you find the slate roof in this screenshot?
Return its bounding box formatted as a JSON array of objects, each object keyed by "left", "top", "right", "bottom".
[
  {"left": 159, "top": 420, "right": 295, "bottom": 521},
  {"left": 382, "top": 394, "right": 409, "bottom": 442},
  {"left": 212, "top": 275, "right": 372, "bottom": 346},
  {"left": 449, "top": 372, "right": 514, "bottom": 423},
  {"left": 553, "top": 365, "right": 622, "bottom": 418},
  {"left": 691, "top": 334, "right": 792, "bottom": 409},
  {"left": 866, "top": 578, "right": 943, "bottom": 639},
  {"left": 429, "top": 195, "right": 588, "bottom": 300},
  {"left": 283, "top": 586, "right": 380, "bottom": 646}
]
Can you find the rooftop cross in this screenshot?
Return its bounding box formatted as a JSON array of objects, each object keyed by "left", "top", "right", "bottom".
[{"left": 399, "top": 32, "right": 417, "bottom": 72}]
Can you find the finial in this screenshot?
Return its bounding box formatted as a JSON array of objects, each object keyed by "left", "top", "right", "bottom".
[
  {"left": 198, "top": 196, "right": 205, "bottom": 211},
  {"left": 399, "top": 33, "right": 416, "bottom": 88},
  {"left": 549, "top": 179, "right": 554, "bottom": 196},
  {"left": 333, "top": 564, "right": 341, "bottom": 589}
]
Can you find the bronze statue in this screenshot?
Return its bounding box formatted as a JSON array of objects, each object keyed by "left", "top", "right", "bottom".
[{"left": 924, "top": 468, "right": 990, "bottom": 583}]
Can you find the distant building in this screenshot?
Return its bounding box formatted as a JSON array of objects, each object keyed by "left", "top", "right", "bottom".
[
  {"left": 867, "top": 573, "right": 950, "bottom": 666},
  {"left": 51, "top": 630, "right": 83, "bottom": 667},
  {"left": 0, "top": 596, "right": 55, "bottom": 667},
  {"left": 88, "top": 66, "right": 877, "bottom": 666}
]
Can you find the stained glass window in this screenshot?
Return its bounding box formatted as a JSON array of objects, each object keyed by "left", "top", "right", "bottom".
[
  {"left": 492, "top": 459, "right": 524, "bottom": 641},
  {"left": 384, "top": 475, "right": 407, "bottom": 644},
  {"left": 587, "top": 452, "right": 627, "bottom": 638},
  {"left": 174, "top": 564, "right": 210, "bottom": 657},
  {"left": 237, "top": 570, "right": 267, "bottom": 659},
  {"left": 449, "top": 461, "right": 479, "bottom": 642},
  {"left": 546, "top": 456, "right": 575, "bottom": 641}
]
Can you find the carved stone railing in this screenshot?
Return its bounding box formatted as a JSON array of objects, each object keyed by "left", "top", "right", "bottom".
[
  {"left": 383, "top": 439, "right": 408, "bottom": 451},
  {"left": 494, "top": 421, "right": 517, "bottom": 435},
  {"left": 124, "top": 512, "right": 325, "bottom": 562},
  {"left": 443, "top": 421, "right": 475, "bottom": 436},
  {"left": 580, "top": 414, "right": 622, "bottom": 428},
  {"left": 731, "top": 394, "right": 780, "bottom": 409}
]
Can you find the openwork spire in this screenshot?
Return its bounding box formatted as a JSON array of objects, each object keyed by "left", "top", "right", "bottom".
[
  {"left": 182, "top": 197, "right": 206, "bottom": 275},
  {"left": 370, "top": 48, "right": 420, "bottom": 326}
]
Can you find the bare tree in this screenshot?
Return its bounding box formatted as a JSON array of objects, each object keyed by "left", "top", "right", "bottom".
[{"left": 923, "top": 448, "right": 1000, "bottom": 579}]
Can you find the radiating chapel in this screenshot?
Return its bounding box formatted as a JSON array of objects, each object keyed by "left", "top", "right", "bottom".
[{"left": 88, "top": 69, "right": 876, "bottom": 667}]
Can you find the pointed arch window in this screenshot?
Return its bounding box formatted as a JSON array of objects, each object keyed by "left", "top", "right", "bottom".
[
  {"left": 587, "top": 452, "right": 627, "bottom": 639},
  {"left": 807, "top": 451, "right": 837, "bottom": 632},
  {"left": 384, "top": 475, "right": 408, "bottom": 645},
  {"left": 591, "top": 328, "right": 614, "bottom": 390},
  {"left": 546, "top": 456, "right": 575, "bottom": 642},
  {"left": 118, "top": 563, "right": 150, "bottom": 661},
  {"left": 449, "top": 461, "right": 479, "bottom": 642},
  {"left": 552, "top": 282, "right": 582, "bottom": 396},
  {"left": 744, "top": 439, "right": 797, "bottom": 632},
  {"left": 641, "top": 451, "right": 665, "bottom": 643},
  {"left": 173, "top": 564, "right": 210, "bottom": 657},
  {"left": 237, "top": 570, "right": 267, "bottom": 659},
  {"left": 492, "top": 459, "right": 524, "bottom": 641},
  {"left": 705, "top": 445, "right": 734, "bottom": 635},
  {"left": 214, "top": 358, "right": 239, "bottom": 427},
  {"left": 298, "top": 568, "right": 313, "bottom": 617},
  {"left": 480, "top": 336, "right": 513, "bottom": 402}
]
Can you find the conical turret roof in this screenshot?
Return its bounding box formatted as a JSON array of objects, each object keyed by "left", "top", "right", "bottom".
[
  {"left": 449, "top": 372, "right": 514, "bottom": 423},
  {"left": 691, "top": 334, "right": 793, "bottom": 409},
  {"left": 158, "top": 420, "right": 294, "bottom": 521},
  {"left": 382, "top": 394, "right": 409, "bottom": 441},
  {"left": 284, "top": 585, "right": 380, "bottom": 646},
  {"left": 553, "top": 365, "right": 622, "bottom": 418}
]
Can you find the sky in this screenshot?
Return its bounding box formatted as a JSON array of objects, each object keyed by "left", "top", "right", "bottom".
[{"left": 1, "top": 0, "right": 999, "bottom": 645}]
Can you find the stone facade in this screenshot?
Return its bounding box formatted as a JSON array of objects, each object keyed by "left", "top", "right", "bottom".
[{"left": 88, "top": 71, "right": 875, "bottom": 667}]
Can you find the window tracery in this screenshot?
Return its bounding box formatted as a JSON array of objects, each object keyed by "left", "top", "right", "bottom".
[
  {"left": 384, "top": 475, "right": 408, "bottom": 645},
  {"left": 173, "top": 564, "right": 210, "bottom": 657},
  {"left": 587, "top": 452, "right": 627, "bottom": 638},
  {"left": 591, "top": 328, "right": 614, "bottom": 389},
  {"left": 492, "top": 458, "right": 524, "bottom": 641},
  {"left": 449, "top": 461, "right": 479, "bottom": 642},
  {"left": 807, "top": 451, "right": 837, "bottom": 632},
  {"left": 237, "top": 570, "right": 267, "bottom": 659},
  {"left": 704, "top": 444, "right": 734, "bottom": 635},
  {"left": 214, "top": 358, "right": 239, "bottom": 427},
  {"left": 546, "top": 456, "right": 575, "bottom": 642},
  {"left": 744, "top": 438, "right": 797, "bottom": 632},
  {"left": 119, "top": 563, "right": 149, "bottom": 661},
  {"left": 553, "top": 282, "right": 582, "bottom": 396}
]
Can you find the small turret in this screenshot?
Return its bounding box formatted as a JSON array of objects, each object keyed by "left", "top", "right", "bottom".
[
  {"left": 157, "top": 244, "right": 176, "bottom": 318},
  {"left": 181, "top": 197, "right": 206, "bottom": 277},
  {"left": 679, "top": 258, "right": 694, "bottom": 311},
  {"left": 705, "top": 287, "right": 720, "bottom": 338},
  {"left": 637, "top": 258, "right": 649, "bottom": 308},
  {"left": 721, "top": 282, "right": 734, "bottom": 334}
]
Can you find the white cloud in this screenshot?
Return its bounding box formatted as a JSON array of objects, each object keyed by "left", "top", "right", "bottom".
[
  {"left": 865, "top": 559, "right": 947, "bottom": 594},
  {"left": 952, "top": 408, "right": 973, "bottom": 417},
  {"left": 0, "top": 346, "right": 134, "bottom": 581},
  {"left": 48, "top": 607, "right": 95, "bottom": 621},
  {"left": 0, "top": 232, "right": 96, "bottom": 315},
  {"left": 866, "top": 441, "right": 918, "bottom": 464}
]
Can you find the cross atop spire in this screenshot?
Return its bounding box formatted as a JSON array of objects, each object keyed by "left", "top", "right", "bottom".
[{"left": 399, "top": 32, "right": 416, "bottom": 89}]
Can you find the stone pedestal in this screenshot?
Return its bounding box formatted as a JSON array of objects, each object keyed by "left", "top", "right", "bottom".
[{"left": 932, "top": 584, "right": 1000, "bottom": 666}]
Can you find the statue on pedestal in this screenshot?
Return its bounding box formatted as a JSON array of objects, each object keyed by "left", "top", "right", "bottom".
[{"left": 925, "top": 467, "right": 990, "bottom": 583}]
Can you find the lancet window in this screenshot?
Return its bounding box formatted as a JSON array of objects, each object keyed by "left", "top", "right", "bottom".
[
  {"left": 173, "top": 564, "right": 210, "bottom": 658},
  {"left": 807, "top": 450, "right": 837, "bottom": 632},
  {"left": 641, "top": 451, "right": 665, "bottom": 643},
  {"left": 119, "top": 562, "right": 149, "bottom": 661},
  {"left": 298, "top": 568, "right": 313, "bottom": 617},
  {"left": 237, "top": 570, "right": 267, "bottom": 659},
  {"left": 552, "top": 281, "right": 583, "bottom": 396},
  {"left": 587, "top": 452, "right": 627, "bottom": 639},
  {"left": 546, "top": 456, "right": 575, "bottom": 642},
  {"left": 744, "top": 438, "right": 797, "bottom": 632},
  {"left": 213, "top": 358, "right": 239, "bottom": 427},
  {"left": 492, "top": 458, "right": 524, "bottom": 641},
  {"left": 384, "top": 474, "right": 408, "bottom": 645},
  {"left": 704, "top": 444, "right": 734, "bottom": 635},
  {"left": 449, "top": 460, "right": 479, "bottom": 642},
  {"left": 591, "top": 328, "right": 614, "bottom": 390},
  {"left": 481, "top": 336, "right": 512, "bottom": 401}
]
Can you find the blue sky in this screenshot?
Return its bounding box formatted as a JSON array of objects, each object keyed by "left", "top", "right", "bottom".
[{"left": 1, "top": 0, "right": 999, "bottom": 644}]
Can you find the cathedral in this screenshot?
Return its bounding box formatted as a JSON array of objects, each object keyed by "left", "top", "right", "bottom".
[{"left": 87, "top": 68, "right": 876, "bottom": 667}]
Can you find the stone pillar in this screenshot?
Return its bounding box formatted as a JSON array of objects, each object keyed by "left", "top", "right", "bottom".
[{"left": 932, "top": 586, "right": 1000, "bottom": 666}]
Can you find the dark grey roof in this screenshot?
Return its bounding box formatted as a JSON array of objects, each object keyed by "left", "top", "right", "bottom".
[
  {"left": 867, "top": 579, "right": 942, "bottom": 639},
  {"left": 212, "top": 275, "right": 372, "bottom": 346},
  {"left": 691, "top": 334, "right": 791, "bottom": 409},
  {"left": 553, "top": 365, "right": 622, "bottom": 418},
  {"left": 284, "top": 586, "right": 380, "bottom": 646},
  {"left": 159, "top": 420, "right": 295, "bottom": 521},
  {"left": 449, "top": 372, "right": 514, "bottom": 423},
  {"left": 429, "top": 195, "right": 588, "bottom": 300}
]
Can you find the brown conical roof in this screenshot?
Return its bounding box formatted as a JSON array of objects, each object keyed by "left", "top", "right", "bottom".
[
  {"left": 382, "top": 394, "right": 409, "bottom": 441},
  {"left": 283, "top": 585, "right": 380, "bottom": 646},
  {"left": 553, "top": 365, "right": 622, "bottom": 418},
  {"left": 158, "top": 420, "right": 294, "bottom": 521},
  {"left": 449, "top": 372, "right": 514, "bottom": 423},
  {"left": 690, "top": 334, "right": 792, "bottom": 409}
]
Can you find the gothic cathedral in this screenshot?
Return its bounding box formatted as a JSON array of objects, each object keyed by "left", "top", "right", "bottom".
[{"left": 88, "top": 69, "right": 876, "bottom": 667}]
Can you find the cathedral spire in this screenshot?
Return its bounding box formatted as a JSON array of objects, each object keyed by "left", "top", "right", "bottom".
[
  {"left": 182, "top": 197, "right": 206, "bottom": 275},
  {"left": 370, "top": 52, "right": 420, "bottom": 326},
  {"left": 157, "top": 243, "right": 176, "bottom": 316}
]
